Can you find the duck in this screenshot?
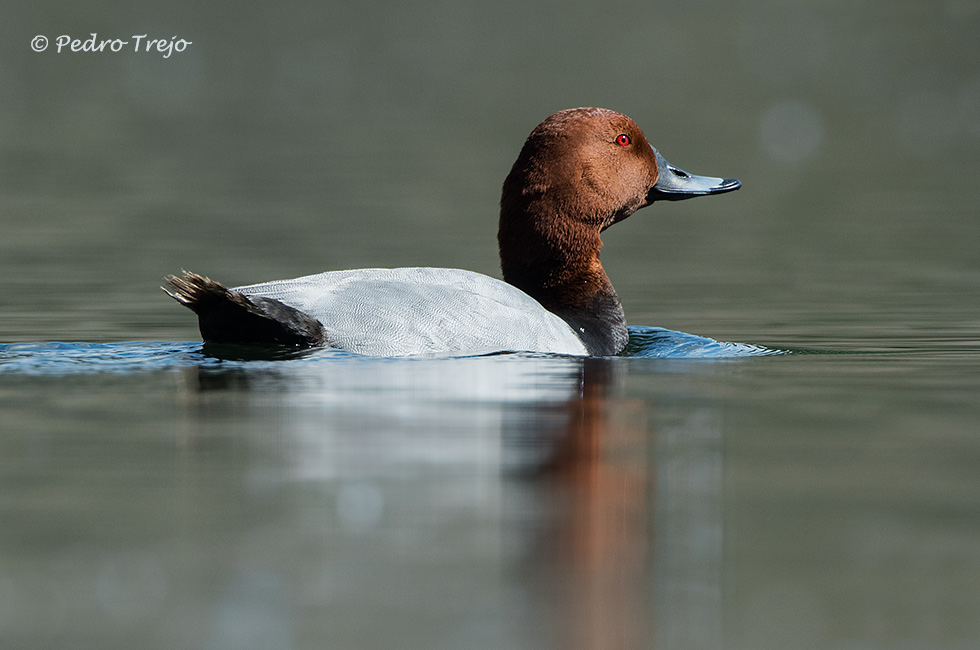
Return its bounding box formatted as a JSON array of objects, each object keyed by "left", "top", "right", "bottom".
[{"left": 165, "top": 107, "right": 740, "bottom": 357}]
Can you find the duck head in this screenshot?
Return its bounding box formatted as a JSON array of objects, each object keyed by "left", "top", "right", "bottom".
[{"left": 498, "top": 107, "right": 740, "bottom": 355}]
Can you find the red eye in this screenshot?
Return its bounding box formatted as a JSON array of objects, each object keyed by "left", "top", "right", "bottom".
[{"left": 615, "top": 134, "right": 631, "bottom": 147}]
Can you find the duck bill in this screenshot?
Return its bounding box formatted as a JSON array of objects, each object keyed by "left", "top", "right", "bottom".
[{"left": 646, "top": 149, "right": 741, "bottom": 203}]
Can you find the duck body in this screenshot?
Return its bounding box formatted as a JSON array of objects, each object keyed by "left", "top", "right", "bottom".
[
  {"left": 234, "top": 267, "right": 588, "bottom": 356},
  {"left": 167, "top": 107, "right": 740, "bottom": 357}
]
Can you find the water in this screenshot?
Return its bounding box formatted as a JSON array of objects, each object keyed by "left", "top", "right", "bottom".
[
  {"left": 0, "top": 327, "right": 778, "bottom": 374},
  {"left": 3, "top": 0, "right": 980, "bottom": 647},
  {"left": 2, "top": 333, "right": 978, "bottom": 650}
]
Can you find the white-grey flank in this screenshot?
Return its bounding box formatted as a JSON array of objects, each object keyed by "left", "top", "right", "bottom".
[{"left": 235, "top": 267, "right": 589, "bottom": 356}]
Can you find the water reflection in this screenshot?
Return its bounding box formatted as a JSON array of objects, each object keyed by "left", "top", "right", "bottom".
[
  {"left": 532, "top": 359, "right": 652, "bottom": 650},
  {"left": 172, "top": 354, "right": 725, "bottom": 649},
  {"left": 4, "top": 344, "right": 980, "bottom": 646}
]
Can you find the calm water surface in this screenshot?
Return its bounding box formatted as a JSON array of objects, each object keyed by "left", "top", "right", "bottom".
[
  {"left": 3, "top": 0, "right": 980, "bottom": 648},
  {"left": 1, "top": 332, "right": 978, "bottom": 649}
]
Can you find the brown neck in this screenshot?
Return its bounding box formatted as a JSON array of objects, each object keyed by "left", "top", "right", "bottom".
[{"left": 499, "top": 213, "right": 628, "bottom": 356}]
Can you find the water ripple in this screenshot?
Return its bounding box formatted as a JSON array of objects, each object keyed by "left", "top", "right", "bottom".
[
  {"left": 0, "top": 341, "right": 205, "bottom": 374},
  {"left": 624, "top": 327, "right": 785, "bottom": 358},
  {"left": 0, "top": 328, "right": 781, "bottom": 375}
]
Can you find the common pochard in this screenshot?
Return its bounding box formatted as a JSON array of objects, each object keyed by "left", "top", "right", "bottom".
[{"left": 166, "top": 107, "right": 740, "bottom": 356}]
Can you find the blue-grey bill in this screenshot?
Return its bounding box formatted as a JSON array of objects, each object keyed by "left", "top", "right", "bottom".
[{"left": 647, "top": 149, "right": 741, "bottom": 202}]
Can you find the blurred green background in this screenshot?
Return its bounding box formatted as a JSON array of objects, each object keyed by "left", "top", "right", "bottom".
[{"left": 2, "top": 0, "right": 978, "bottom": 345}]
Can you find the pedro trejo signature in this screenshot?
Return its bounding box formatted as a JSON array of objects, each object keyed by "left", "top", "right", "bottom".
[{"left": 31, "top": 33, "right": 192, "bottom": 58}]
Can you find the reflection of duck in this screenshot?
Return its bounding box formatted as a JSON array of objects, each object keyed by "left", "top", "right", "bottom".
[
  {"left": 535, "top": 360, "right": 725, "bottom": 650},
  {"left": 535, "top": 358, "right": 649, "bottom": 649},
  {"left": 166, "top": 108, "right": 739, "bottom": 356},
  {"left": 176, "top": 350, "right": 723, "bottom": 647}
]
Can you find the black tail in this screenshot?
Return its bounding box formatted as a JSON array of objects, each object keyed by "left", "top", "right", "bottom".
[{"left": 163, "top": 271, "right": 326, "bottom": 347}]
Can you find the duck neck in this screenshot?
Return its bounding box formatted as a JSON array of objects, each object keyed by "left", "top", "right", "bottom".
[{"left": 499, "top": 213, "right": 628, "bottom": 356}]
